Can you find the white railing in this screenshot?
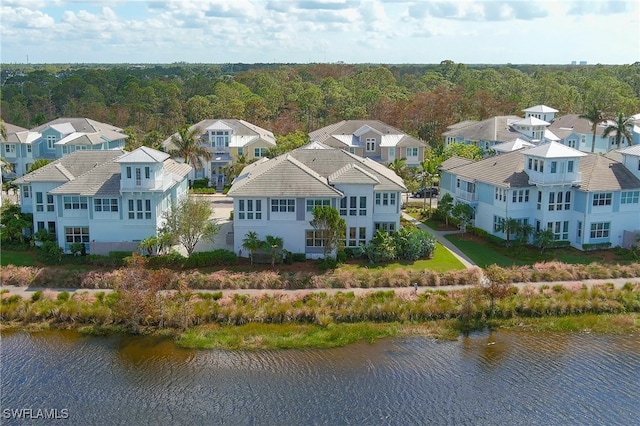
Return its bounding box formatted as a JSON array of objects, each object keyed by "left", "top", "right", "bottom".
[
  {"left": 529, "top": 172, "right": 582, "bottom": 185},
  {"left": 455, "top": 190, "right": 477, "bottom": 202}
]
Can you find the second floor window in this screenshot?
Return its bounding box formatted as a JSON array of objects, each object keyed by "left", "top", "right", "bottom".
[
  {"left": 47, "top": 195, "right": 55, "bottom": 212},
  {"left": 254, "top": 147, "right": 267, "bottom": 158},
  {"left": 36, "top": 192, "right": 44, "bottom": 211},
  {"left": 306, "top": 199, "right": 330, "bottom": 212},
  {"left": 128, "top": 199, "right": 151, "bottom": 219},
  {"left": 366, "top": 138, "right": 376, "bottom": 152},
  {"left": 375, "top": 192, "right": 396, "bottom": 206},
  {"left": 511, "top": 189, "right": 530, "bottom": 203},
  {"left": 621, "top": 191, "right": 639, "bottom": 204},
  {"left": 592, "top": 193, "right": 612, "bottom": 206},
  {"left": 47, "top": 136, "right": 56, "bottom": 149},
  {"left": 95, "top": 198, "right": 119, "bottom": 212},
  {"left": 548, "top": 191, "right": 571, "bottom": 211},
  {"left": 63, "top": 196, "right": 88, "bottom": 210},
  {"left": 238, "top": 199, "right": 262, "bottom": 220},
  {"left": 271, "top": 199, "right": 295, "bottom": 213},
  {"left": 4, "top": 144, "right": 15, "bottom": 154}
]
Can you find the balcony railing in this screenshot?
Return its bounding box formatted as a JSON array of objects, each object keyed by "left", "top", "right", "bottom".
[
  {"left": 455, "top": 189, "right": 477, "bottom": 202},
  {"left": 528, "top": 172, "right": 582, "bottom": 185}
]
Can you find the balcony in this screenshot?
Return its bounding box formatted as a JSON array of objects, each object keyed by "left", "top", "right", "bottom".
[
  {"left": 455, "top": 189, "right": 477, "bottom": 202},
  {"left": 528, "top": 172, "right": 582, "bottom": 186}
]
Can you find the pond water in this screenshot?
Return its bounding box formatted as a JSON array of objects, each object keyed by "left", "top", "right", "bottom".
[{"left": 1, "top": 329, "right": 639, "bottom": 425}]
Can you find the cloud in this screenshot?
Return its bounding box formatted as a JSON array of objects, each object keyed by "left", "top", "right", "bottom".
[
  {"left": 567, "top": 0, "right": 631, "bottom": 16},
  {"left": 1, "top": 6, "right": 56, "bottom": 29},
  {"left": 295, "top": 0, "right": 356, "bottom": 10}
]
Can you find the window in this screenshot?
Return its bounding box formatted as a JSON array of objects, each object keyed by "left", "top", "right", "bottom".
[
  {"left": 127, "top": 199, "right": 151, "bottom": 219},
  {"left": 271, "top": 199, "right": 295, "bottom": 213},
  {"left": 539, "top": 160, "right": 544, "bottom": 172},
  {"left": 567, "top": 160, "right": 574, "bottom": 173},
  {"left": 537, "top": 190, "right": 542, "bottom": 210},
  {"left": 135, "top": 168, "right": 142, "bottom": 186},
  {"left": 375, "top": 192, "right": 397, "bottom": 206},
  {"left": 359, "top": 196, "right": 367, "bottom": 216},
  {"left": 495, "top": 188, "right": 506, "bottom": 201},
  {"left": 65, "top": 227, "right": 89, "bottom": 249},
  {"left": 407, "top": 147, "right": 419, "bottom": 157},
  {"left": 346, "top": 227, "right": 367, "bottom": 247},
  {"left": 126, "top": 167, "right": 132, "bottom": 179},
  {"left": 37, "top": 221, "right": 45, "bottom": 232},
  {"left": 348, "top": 147, "right": 355, "bottom": 154},
  {"left": 47, "top": 136, "right": 56, "bottom": 149},
  {"left": 95, "top": 198, "right": 119, "bottom": 212},
  {"left": 62, "top": 146, "right": 69, "bottom": 155},
  {"left": 306, "top": 230, "right": 325, "bottom": 247},
  {"left": 306, "top": 199, "right": 330, "bottom": 212},
  {"left": 511, "top": 189, "right": 530, "bottom": 203},
  {"left": 621, "top": 191, "right": 639, "bottom": 204},
  {"left": 237, "top": 147, "right": 243, "bottom": 156},
  {"left": 548, "top": 191, "right": 571, "bottom": 211},
  {"left": 23, "top": 185, "right": 31, "bottom": 199},
  {"left": 374, "top": 222, "right": 396, "bottom": 232},
  {"left": 577, "top": 221, "right": 582, "bottom": 239},
  {"left": 568, "top": 140, "right": 576, "bottom": 148},
  {"left": 349, "top": 196, "right": 357, "bottom": 216},
  {"left": 528, "top": 158, "right": 532, "bottom": 170},
  {"left": 63, "top": 196, "right": 88, "bottom": 210},
  {"left": 590, "top": 222, "right": 610, "bottom": 239},
  {"left": 237, "top": 199, "right": 262, "bottom": 220},
  {"left": 4, "top": 144, "right": 15, "bottom": 154},
  {"left": 493, "top": 215, "right": 503, "bottom": 232},
  {"left": 47, "top": 195, "right": 55, "bottom": 212},
  {"left": 145, "top": 167, "right": 150, "bottom": 179},
  {"left": 36, "top": 192, "right": 44, "bottom": 211},
  {"left": 547, "top": 221, "right": 569, "bottom": 240},
  {"left": 550, "top": 161, "right": 557, "bottom": 173},
  {"left": 366, "top": 138, "right": 376, "bottom": 152},
  {"left": 26, "top": 145, "right": 32, "bottom": 154},
  {"left": 592, "top": 193, "right": 612, "bottom": 206},
  {"left": 339, "top": 197, "right": 347, "bottom": 216},
  {"left": 254, "top": 147, "right": 267, "bottom": 158},
  {"left": 388, "top": 147, "right": 395, "bottom": 157}
]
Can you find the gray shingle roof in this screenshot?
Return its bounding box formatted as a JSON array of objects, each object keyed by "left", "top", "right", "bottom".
[
  {"left": 548, "top": 114, "right": 600, "bottom": 138},
  {"left": 162, "top": 119, "right": 276, "bottom": 151},
  {"left": 578, "top": 155, "right": 640, "bottom": 191},
  {"left": 31, "top": 118, "right": 124, "bottom": 134}
]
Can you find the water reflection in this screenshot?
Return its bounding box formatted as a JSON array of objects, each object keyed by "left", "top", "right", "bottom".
[{"left": 1, "top": 329, "right": 639, "bottom": 426}]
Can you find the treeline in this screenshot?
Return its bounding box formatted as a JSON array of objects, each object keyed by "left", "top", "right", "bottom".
[{"left": 2, "top": 61, "right": 639, "bottom": 146}]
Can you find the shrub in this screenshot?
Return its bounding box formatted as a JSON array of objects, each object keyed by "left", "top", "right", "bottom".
[
  {"left": 291, "top": 253, "right": 307, "bottom": 262},
  {"left": 31, "top": 290, "right": 43, "bottom": 302},
  {"left": 191, "top": 178, "right": 210, "bottom": 189},
  {"left": 183, "top": 250, "right": 238, "bottom": 268},
  {"left": 57, "top": 291, "right": 70, "bottom": 302},
  {"left": 37, "top": 241, "right": 64, "bottom": 265},
  {"left": 147, "top": 251, "right": 186, "bottom": 269}
]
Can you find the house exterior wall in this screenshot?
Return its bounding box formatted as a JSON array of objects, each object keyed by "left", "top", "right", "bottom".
[{"left": 621, "top": 154, "right": 640, "bottom": 181}]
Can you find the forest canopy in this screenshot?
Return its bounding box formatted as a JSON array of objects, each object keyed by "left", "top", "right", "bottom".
[{"left": 1, "top": 61, "right": 639, "bottom": 147}]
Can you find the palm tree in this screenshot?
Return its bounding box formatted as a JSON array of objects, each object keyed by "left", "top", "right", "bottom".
[
  {"left": 420, "top": 155, "right": 440, "bottom": 212},
  {"left": 242, "top": 231, "right": 262, "bottom": 265},
  {"left": 223, "top": 155, "right": 250, "bottom": 183},
  {"left": 496, "top": 218, "right": 520, "bottom": 247},
  {"left": 602, "top": 112, "right": 634, "bottom": 149},
  {"left": 387, "top": 157, "right": 408, "bottom": 201},
  {"left": 168, "top": 125, "right": 212, "bottom": 171},
  {"left": 579, "top": 105, "right": 606, "bottom": 153},
  {"left": 518, "top": 222, "right": 535, "bottom": 245},
  {"left": 263, "top": 235, "right": 283, "bottom": 267}
]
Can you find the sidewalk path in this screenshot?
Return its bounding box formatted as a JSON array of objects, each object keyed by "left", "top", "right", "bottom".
[
  {"left": 3, "top": 277, "right": 639, "bottom": 300},
  {"left": 402, "top": 212, "right": 476, "bottom": 268}
]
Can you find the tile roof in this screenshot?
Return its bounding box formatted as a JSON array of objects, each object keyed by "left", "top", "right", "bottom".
[
  {"left": 513, "top": 117, "right": 550, "bottom": 126},
  {"left": 13, "top": 150, "right": 126, "bottom": 185},
  {"left": 493, "top": 139, "right": 534, "bottom": 153},
  {"left": 228, "top": 147, "right": 407, "bottom": 197},
  {"left": 548, "top": 114, "right": 604, "bottom": 136},
  {"left": 439, "top": 156, "right": 475, "bottom": 170},
  {"left": 309, "top": 120, "right": 426, "bottom": 148},
  {"left": 31, "top": 118, "right": 124, "bottom": 134},
  {"left": 617, "top": 145, "right": 640, "bottom": 156},
  {"left": 442, "top": 115, "right": 523, "bottom": 142},
  {"left": 162, "top": 119, "right": 276, "bottom": 151},
  {"left": 442, "top": 149, "right": 640, "bottom": 192}
]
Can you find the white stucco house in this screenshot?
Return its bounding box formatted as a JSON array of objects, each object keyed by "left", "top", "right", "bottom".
[
  {"left": 162, "top": 119, "right": 276, "bottom": 188},
  {"left": 439, "top": 142, "right": 640, "bottom": 250},
  {"left": 12, "top": 146, "right": 190, "bottom": 255},
  {"left": 309, "top": 120, "right": 428, "bottom": 166},
  {"left": 228, "top": 144, "right": 407, "bottom": 258}
]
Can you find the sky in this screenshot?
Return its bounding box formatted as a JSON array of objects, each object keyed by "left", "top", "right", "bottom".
[{"left": 1, "top": 0, "right": 639, "bottom": 65}]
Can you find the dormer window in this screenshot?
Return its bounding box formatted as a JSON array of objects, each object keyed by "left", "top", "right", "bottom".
[
  {"left": 47, "top": 136, "right": 56, "bottom": 150},
  {"left": 366, "top": 138, "right": 376, "bottom": 152}
]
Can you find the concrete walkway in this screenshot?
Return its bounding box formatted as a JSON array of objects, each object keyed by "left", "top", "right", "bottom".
[{"left": 402, "top": 212, "right": 476, "bottom": 268}]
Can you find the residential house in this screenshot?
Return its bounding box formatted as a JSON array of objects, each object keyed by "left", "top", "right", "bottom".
[
  {"left": 31, "top": 117, "right": 128, "bottom": 159},
  {"left": 228, "top": 144, "right": 407, "bottom": 259},
  {"left": 162, "top": 119, "right": 276, "bottom": 188},
  {"left": 1, "top": 118, "right": 128, "bottom": 179},
  {"left": 440, "top": 142, "right": 640, "bottom": 250},
  {"left": 548, "top": 114, "right": 633, "bottom": 153},
  {"left": 12, "top": 146, "right": 190, "bottom": 255},
  {"left": 1, "top": 122, "right": 36, "bottom": 178},
  {"left": 308, "top": 120, "right": 428, "bottom": 166},
  {"left": 443, "top": 105, "right": 561, "bottom": 151}
]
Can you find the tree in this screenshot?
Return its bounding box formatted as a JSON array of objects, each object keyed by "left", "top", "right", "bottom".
[
  {"left": 310, "top": 205, "right": 346, "bottom": 259},
  {"left": 518, "top": 222, "right": 535, "bottom": 245},
  {"left": 159, "top": 197, "right": 220, "bottom": 256},
  {"left": 479, "top": 264, "right": 513, "bottom": 318},
  {"left": 263, "top": 235, "right": 283, "bottom": 267},
  {"left": 419, "top": 154, "right": 440, "bottom": 211},
  {"left": 442, "top": 142, "right": 483, "bottom": 161},
  {"left": 534, "top": 228, "right": 555, "bottom": 253},
  {"left": 223, "top": 155, "right": 252, "bottom": 183},
  {"left": 138, "top": 236, "right": 159, "bottom": 256},
  {"left": 0, "top": 120, "right": 7, "bottom": 140},
  {"left": 602, "top": 112, "right": 634, "bottom": 149},
  {"left": 362, "top": 229, "right": 396, "bottom": 263},
  {"left": 266, "top": 131, "right": 310, "bottom": 157},
  {"left": 168, "top": 125, "right": 212, "bottom": 171},
  {"left": 579, "top": 104, "right": 606, "bottom": 153},
  {"left": 388, "top": 158, "right": 408, "bottom": 202},
  {"left": 496, "top": 217, "right": 520, "bottom": 247},
  {"left": 437, "top": 193, "right": 454, "bottom": 226},
  {"left": 452, "top": 202, "right": 473, "bottom": 236},
  {"left": 242, "top": 231, "right": 262, "bottom": 265},
  {"left": 27, "top": 159, "right": 51, "bottom": 173},
  {"left": 0, "top": 202, "right": 32, "bottom": 245}
]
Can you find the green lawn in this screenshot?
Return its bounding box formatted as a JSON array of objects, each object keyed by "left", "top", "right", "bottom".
[
  {"left": 339, "top": 242, "right": 465, "bottom": 273},
  {"left": 0, "top": 250, "right": 36, "bottom": 267},
  {"left": 444, "top": 235, "right": 528, "bottom": 268}
]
